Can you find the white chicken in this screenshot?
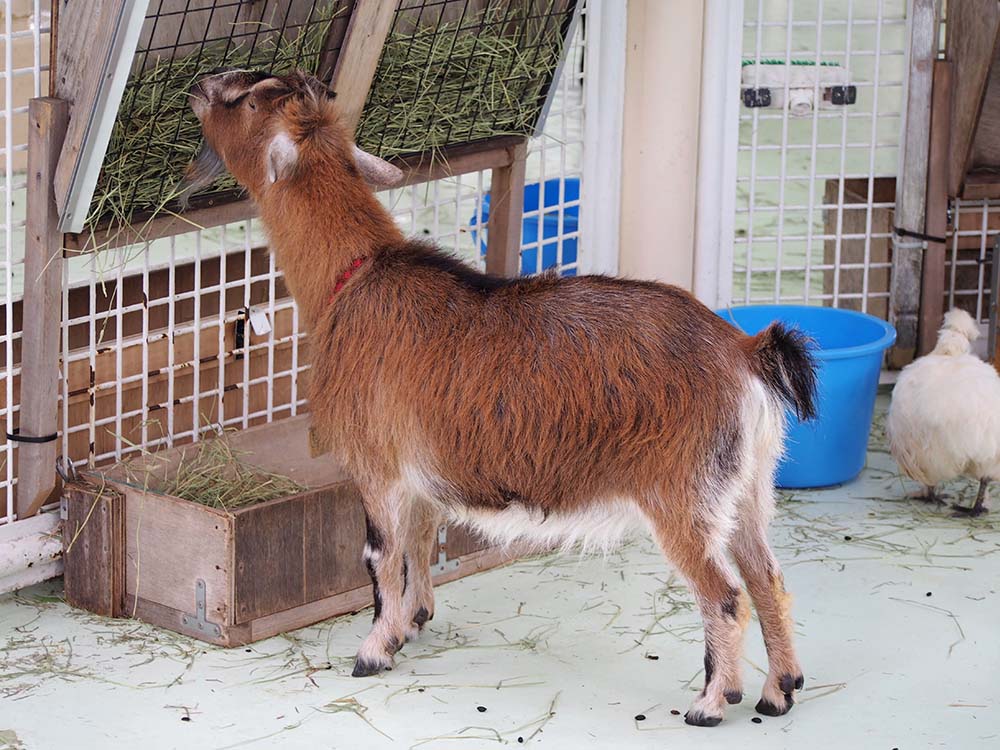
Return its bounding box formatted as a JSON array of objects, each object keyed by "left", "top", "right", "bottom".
[{"left": 887, "top": 308, "right": 1000, "bottom": 516}]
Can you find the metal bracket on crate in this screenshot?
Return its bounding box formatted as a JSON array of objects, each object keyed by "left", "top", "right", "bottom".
[
  {"left": 432, "top": 525, "right": 460, "bottom": 575},
  {"left": 181, "top": 579, "right": 222, "bottom": 638}
]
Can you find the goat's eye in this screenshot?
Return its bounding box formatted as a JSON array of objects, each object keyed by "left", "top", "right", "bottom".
[{"left": 247, "top": 99, "right": 256, "bottom": 111}]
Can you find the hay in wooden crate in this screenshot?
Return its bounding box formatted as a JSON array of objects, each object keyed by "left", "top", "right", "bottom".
[{"left": 125, "top": 430, "right": 307, "bottom": 512}]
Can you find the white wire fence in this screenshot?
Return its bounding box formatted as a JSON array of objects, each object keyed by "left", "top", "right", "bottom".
[
  {"left": 0, "top": 2, "right": 589, "bottom": 526},
  {"left": 730, "top": 0, "right": 995, "bottom": 327},
  {"left": 731, "top": 0, "right": 908, "bottom": 318}
]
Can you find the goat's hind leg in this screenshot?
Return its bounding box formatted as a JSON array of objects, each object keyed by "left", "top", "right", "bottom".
[
  {"left": 353, "top": 485, "right": 412, "bottom": 677},
  {"left": 649, "top": 511, "right": 751, "bottom": 727},
  {"left": 402, "top": 499, "right": 441, "bottom": 642},
  {"left": 729, "top": 507, "right": 804, "bottom": 716}
]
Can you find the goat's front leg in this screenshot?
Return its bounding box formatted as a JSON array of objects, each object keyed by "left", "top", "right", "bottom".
[{"left": 353, "top": 486, "right": 412, "bottom": 677}]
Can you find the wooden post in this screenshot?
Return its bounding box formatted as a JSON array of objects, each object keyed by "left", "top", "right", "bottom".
[
  {"left": 16, "top": 98, "right": 69, "bottom": 519},
  {"left": 485, "top": 141, "right": 528, "bottom": 277},
  {"left": 918, "top": 60, "right": 952, "bottom": 356},
  {"left": 329, "top": 0, "right": 398, "bottom": 135},
  {"left": 990, "top": 235, "right": 1000, "bottom": 372},
  {"left": 888, "top": 0, "right": 941, "bottom": 368}
]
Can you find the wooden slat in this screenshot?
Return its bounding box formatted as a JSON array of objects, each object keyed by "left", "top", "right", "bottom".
[
  {"left": 485, "top": 140, "right": 528, "bottom": 277},
  {"left": 17, "top": 98, "right": 69, "bottom": 519},
  {"left": 303, "top": 485, "right": 370, "bottom": 601},
  {"left": 119, "top": 485, "right": 233, "bottom": 625},
  {"left": 329, "top": 0, "right": 398, "bottom": 134},
  {"left": 51, "top": 0, "right": 131, "bottom": 216},
  {"left": 889, "top": 0, "right": 940, "bottom": 368},
  {"left": 62, "top": 481, "right": 126, "bottom": 618},
  {"left": 64, "top": 197, "right": 257, "bottom": 253},
  {"left": 947, "top": 0, "right": 1000, "bottom": 197},
  {"left": 234, "top": 495, "right": 307, "bottom": 623},
  {"left": 919, "top": 61, "right": 953, "bottom": 356}
]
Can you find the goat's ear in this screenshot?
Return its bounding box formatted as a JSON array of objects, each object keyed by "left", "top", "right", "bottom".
[
  {"left": 265, "top": 131, "right": 298, "bottom": 184},
  {"left": 351, "top": 145, "right": 404, "bottom": 189}
]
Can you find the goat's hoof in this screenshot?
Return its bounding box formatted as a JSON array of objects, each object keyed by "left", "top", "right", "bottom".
[
  {"left": 755, "top": 696, "right": 792, "bottom": 717},
  {"left": 780, "top": 673, "right": 805, "bottom": 693},
  {"left": 351, "top": 658, "right": 385, "bottom": 678},
  {"left": 684, "top": 710, "right": 723, "bottom": 727},
  {"left": 413, "top": 606, "right": 432, "bottom": 627},
  {"left": 724, "top": 690, "right": 743, "bottom": 705}
]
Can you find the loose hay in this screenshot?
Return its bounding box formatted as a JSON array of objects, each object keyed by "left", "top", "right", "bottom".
[
  {"left": 356, "top": 2, "right": 567, "bottom": 159},
  {"left": 124, "top": 429, "right": 307, "bottom": 512}
]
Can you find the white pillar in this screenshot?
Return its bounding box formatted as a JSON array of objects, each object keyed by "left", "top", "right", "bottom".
[
  {"left": 693, "top": 0, "right": 744, "bottom": 307},
  {"left": 619, "top": 0, "right": 706, "bottom": 287}
]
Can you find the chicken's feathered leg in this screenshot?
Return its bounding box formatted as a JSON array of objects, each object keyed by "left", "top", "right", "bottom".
[{"left": 951, "top": 479, "right": 990, "bottom": 517}]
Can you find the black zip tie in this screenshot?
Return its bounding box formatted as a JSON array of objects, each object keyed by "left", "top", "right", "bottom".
[
  {"left": 6, "top": 429, "right": 58, "bottom": 444},
  {"left": 894, "top": 226, "right": 947, "bottom": 245}
]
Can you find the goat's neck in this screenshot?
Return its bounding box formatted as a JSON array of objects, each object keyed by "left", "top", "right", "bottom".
[{"left": 259, "top": 172, "right": 403, "bottom": 329}]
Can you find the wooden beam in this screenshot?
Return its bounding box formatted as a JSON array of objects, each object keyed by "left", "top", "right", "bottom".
[
  {"left": 946, "top": 0, "right": 1000, "bottom": 197},
  {"left": 67, "top": 136, "right": 525, "bottom": 252},
  {"left": 329, "top": 0, "right": 398, "bottom": 134},
  {"left": 485, "top": 141, "right": 528, "bottom": 277},
  {"left": 52, "top": 0, "right": 147, "bottom": 231},
  {"left": 17, "top": 98, "right": 70, "bottom": 519},
  {"left": 918, "top": 61, "right": 953, "bottom": 356},
  {"left": 888, "top": 0, "right": 940, "bottom": 368}
]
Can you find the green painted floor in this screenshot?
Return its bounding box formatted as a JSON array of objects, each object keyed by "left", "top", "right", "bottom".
[{"left": 1, "top": 396, "right": 998, "bottom": 749}]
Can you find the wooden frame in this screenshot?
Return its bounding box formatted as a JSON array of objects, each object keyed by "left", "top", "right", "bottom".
[
  {"left": 16, "top": 98, "right": 69, "bottom": 519},
  {"left": 946, "top": 0, "right": 1000, "bottom": 200},
  {"left": 62, "top": 415, "right": 530, "bottom": 645},
  {"left": 918, "top": 60, "right": 953, "bottom": 356}
]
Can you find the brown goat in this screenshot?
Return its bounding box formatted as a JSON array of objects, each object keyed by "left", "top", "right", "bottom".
[{"left": 183, "top": 70, "right": 817, "bottom": 726}]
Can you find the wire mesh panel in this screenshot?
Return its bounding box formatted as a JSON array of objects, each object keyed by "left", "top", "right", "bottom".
[
  {"left": 357, "top": 0, "right": 576, "bottom": 159},
  {"left": 730, "top": 0, "right": 908, "bottom": 318},
  {"left": 90, "top": 0, "right": 353, "bottom": 230},
  {"left": 945, "top": 198, "right": 997, "bottom": 324},
  {"left": 1, "top": 0, "right": 49, "bottom": 526}
]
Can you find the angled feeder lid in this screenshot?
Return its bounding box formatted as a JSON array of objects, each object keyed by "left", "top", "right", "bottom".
[
  {"left": 53, "top": 0, "right": 352, "bottom": 237},
  {"left": 948, "top": 0, "right": 1000, "bottom": 199}
]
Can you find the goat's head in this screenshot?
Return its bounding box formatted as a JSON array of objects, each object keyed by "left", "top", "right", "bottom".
[{"left": 178, "top": 70, "right": 403, "bottom": 205}]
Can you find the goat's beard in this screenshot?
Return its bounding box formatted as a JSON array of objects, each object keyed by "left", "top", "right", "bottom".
[{"left": 176, "top": 141, "right": 228, "bottom": 209}]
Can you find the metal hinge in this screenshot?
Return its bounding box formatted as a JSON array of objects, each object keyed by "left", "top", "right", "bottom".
[
  {"left": 180, "top": 579, "right": 222, "bottom": 638},
  {"left": 432, "top": 525, "right": 460, "bottom": 575}
]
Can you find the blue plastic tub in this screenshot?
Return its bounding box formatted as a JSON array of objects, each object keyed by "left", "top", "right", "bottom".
[
  {"left": 470, "top": 178, "right": 579, "bottom": 276},
  {"left": 717, "top": 305, "right": 896, "bottom": 488}
]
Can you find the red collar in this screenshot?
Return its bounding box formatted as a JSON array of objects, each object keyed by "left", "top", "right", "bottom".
[{"left": 328, "top": 257, "right": 367, "bottom": 303}]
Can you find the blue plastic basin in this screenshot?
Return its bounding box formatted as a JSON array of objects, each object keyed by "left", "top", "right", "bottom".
[
  {"left": 717, "top": 305, "right": 896, "bottom": 488},
  {"left": 470, "top": 178, "right": 579, "bottom": 276}
]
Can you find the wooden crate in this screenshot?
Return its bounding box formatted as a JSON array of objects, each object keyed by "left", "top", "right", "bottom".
[{"left": 61, "top": 415, "right": 522, "bottom": 646}]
